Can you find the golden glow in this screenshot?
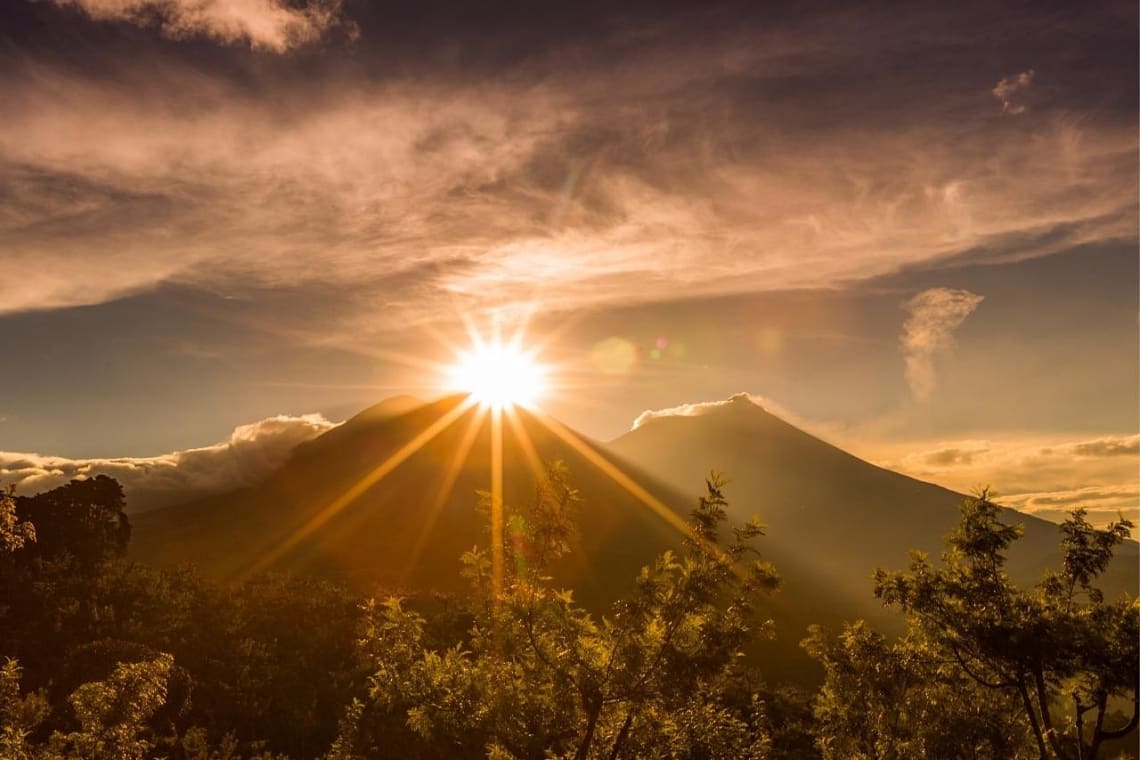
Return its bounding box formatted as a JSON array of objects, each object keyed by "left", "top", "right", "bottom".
[
  {"left": 242, "top": 310, "right": 724, "bottom": 595},
  {"left": 447, "top": 339, "right": 547, "bottom": 409}
]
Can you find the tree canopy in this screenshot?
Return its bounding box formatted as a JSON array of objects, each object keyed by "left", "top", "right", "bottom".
[{"left": 0, "top": 476, "right": 1135, "bottom": 758}]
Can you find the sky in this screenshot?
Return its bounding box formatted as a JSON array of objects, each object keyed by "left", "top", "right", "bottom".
[{"left": 1, "top": 0, "right": 1137, "bottom": 524}]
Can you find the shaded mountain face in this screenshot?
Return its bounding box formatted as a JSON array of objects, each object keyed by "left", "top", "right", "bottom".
[
  {"left": 130, "top": 396, "right": 691, "bottom": 611},
  {"left": 608, "top": 394, "right": 1139, "bottom": 613}
]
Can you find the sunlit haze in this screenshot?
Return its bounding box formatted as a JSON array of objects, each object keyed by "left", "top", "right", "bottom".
[
  {"left": 1, "top": 3, "right": 1137, "bottom": 756},
  {"left": 0, "top": 0, "right": 1136, "bottom": 529}
]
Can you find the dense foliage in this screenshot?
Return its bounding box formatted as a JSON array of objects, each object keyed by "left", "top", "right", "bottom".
[{"left": 0, "top": 475, "right": 1135, "bottom": 758}]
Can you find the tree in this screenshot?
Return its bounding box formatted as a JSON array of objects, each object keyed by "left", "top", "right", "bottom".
[
  {"left": 0, "top": 659, "right": 51, "bottom": 760},
  {"left": 1, "top": 477, "right": 133, "bottom": 689},
  {"left": 331, "top": 465, "right": 782, "bottom": 759},
  {"left": 872, "top": 493, "right": 1138, "bottom": 760},
  {"left": 1, "top": 654, "right": 175, "bottom": 760},
  {"left": 13, "top": 476, "right": 129, "bottom": 569},
  {"left": 47, "top": 654, "right": 174, "bottom": 760},
  {"left": 0, "top": 485, "right": 35, "bottom": 553},
  {"left": 804, "top": 622, "right": 1033, "bottom": 758}
]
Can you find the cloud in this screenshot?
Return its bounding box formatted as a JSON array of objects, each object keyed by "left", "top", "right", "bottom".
[
  {"left": 0, "top": 4, "right": 1135, "bottom": 339},
  {"left": 880, "top": 433, "right": 1139, "bottom": 527},
  {"left": 920, "top": 442, "right": 990, "bottom": 467},
  {"left": 992, "top": 69, "right": 1035, "bottom": 114},
  {"left": 1002, "top": 485, "right": 1138, "bottom": 525},
  {"left": 0, "top": 413, "right": 337, "bottom": 511},
  {"left": 900, "top": 288, "right": 984, "bottom": 400},
  {"left": 1072, "top": 434, "right": 1140, "bottom": 458},
  {"left": 632, "top": 393, "right": 758, "bottom": 429},
  {"left": 47, "top": 0, "right": 348, "bottom": 52},
  {"left": 630, "top": 392, "right": 821, "bottom": 432}
]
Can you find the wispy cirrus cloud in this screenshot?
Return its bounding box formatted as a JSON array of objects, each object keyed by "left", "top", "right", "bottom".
[
  {"left": 0, "top": 413, "right": 337, "bottom": 511},
  {"left": 47, "top": 0, "right": 349, "bottom": 52}
]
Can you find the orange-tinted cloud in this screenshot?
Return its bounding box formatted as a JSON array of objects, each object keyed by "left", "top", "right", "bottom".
[
  {"left": 883, "top": 433, "right": 1140, "bottom": 526},
  {"left": 48, "top": 0, "right": 347, "bottom": 51},
  {"left": 1, "top": 2, "right": 1135, "bottom": 344}
]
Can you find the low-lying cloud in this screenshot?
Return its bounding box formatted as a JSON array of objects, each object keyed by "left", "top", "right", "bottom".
[
  {"left": 1072, "top": 435, "right": 1140, "bottom": 458},
  {"left": 631, "top": 393, "right": 769, "bottom": 430},
  {"left": 0, "top": 413, "right": 338, "bottom": 511},
  {"left": 48, "top": 0, "right": 348, "bottom": 52},
  {"left": 900, "top": 288, "right": 985, "bottom": 401},
  {"left": 888, "top": 433, "right": 1140, "bottom": 526},
  {"left": 629, "top": 392, "right": 825, "bottom": 435},
  {"left": 919, "top": 442, "right": 990, "bottom": 467}
]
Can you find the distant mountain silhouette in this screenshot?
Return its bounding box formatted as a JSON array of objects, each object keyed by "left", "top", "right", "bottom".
[{"left": 130, "top": 393, "right": 1138, "bottom": 684}]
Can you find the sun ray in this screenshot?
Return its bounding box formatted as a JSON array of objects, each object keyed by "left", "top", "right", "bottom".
[
  {"left": 490, "top": 404, "right": 504, "bottom": 605},
  {"left": 399, "top": 404, "right": 488, "bottom": 583},
  {"left": 504, "top": 405, "right": 546, "bottom": 485},
  {"left": 243, "top": 396, "right": 478, "bottom": 579},
  {"left": 506, "top": 405, "right": 594, "bottom": 581},
  {"left": 528, "top": 410, "right": 740, "bottom": 569}
]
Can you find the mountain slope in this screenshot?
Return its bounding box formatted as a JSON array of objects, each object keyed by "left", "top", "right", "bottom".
[
  {"left": 608, "top": 394, "right": 1139, "bottom": 612},
  {"left": 130, "top": 396, "right": 694, "bottom": 610}
]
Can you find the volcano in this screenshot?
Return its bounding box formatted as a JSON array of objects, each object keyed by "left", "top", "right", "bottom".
[{"left": 129, "top": 395, "right": 692, "bottom": 610}]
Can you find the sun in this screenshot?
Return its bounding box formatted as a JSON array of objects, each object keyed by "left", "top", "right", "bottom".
[{"left": 446, "top": 340, "right": 547, "bottom": 409}]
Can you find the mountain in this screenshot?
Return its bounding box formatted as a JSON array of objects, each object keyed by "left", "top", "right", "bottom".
[
  {"left": 130, "top": 395, "right": 690, "bottom": 610},
  {"left": 130, "top": 393, "right": 1138, "bottom": 684},
  {"left": 608, "top": 393, "right": 1139, "bottom": 615}
]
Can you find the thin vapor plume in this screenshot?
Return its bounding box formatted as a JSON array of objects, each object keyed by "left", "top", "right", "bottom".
[{"left": 901, "top": 287, "right": 984, "bottom": 401}]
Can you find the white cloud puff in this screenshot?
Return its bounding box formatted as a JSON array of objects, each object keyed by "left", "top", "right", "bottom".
[
  {"left": 627, "top": 392, "right": 812, "bottom": 430},
  {"left": 0, "top": 413, "right": 338, "bottom": 511}
]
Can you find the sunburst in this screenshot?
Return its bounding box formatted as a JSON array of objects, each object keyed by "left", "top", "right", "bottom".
[
  {"left": 243, "top": 316, "right": 721, "bottom": 598},
  {"left": 446, "top": 338, "right": 547, "bottom": 409}
]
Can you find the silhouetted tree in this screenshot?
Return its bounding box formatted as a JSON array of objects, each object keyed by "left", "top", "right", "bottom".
[
  {"left": 14, "top": 476, "right": 129, "bottom": 568},
  {"left": 1, "top": 477, "right": 132, "bottom": 689}
]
